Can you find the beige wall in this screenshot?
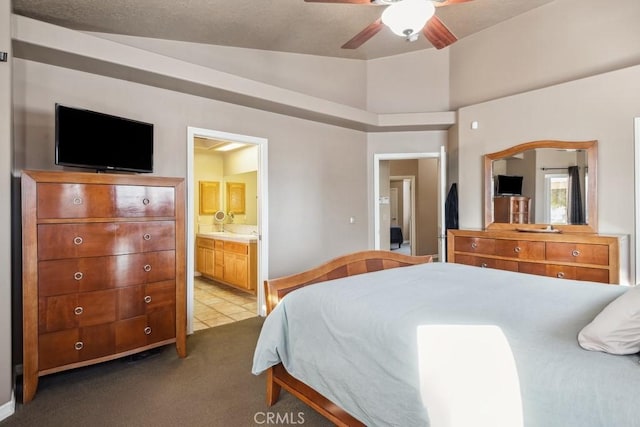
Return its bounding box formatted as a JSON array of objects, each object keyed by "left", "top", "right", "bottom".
[
  {"left": 367, "top": 48, "right": 450, "bottom": 113},
  {"left": 5, "top": 2, "right": 640, "bottom": 416},
  {"left": 12, "top": 58, "right": 369, "bottom": 279},
  {"left": 450, "top": 0, "right": 640, "bottom": 108},
  {"left": 0, "top": 0, "right": 13, "bottom": 419},
  {"left": 89, "top": 32, "right": 368, "bottom": 110}
]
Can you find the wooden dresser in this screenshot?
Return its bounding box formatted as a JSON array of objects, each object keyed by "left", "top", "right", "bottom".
[
  {"left": 447, "top": 229, "right": 628, "bottom": 285},
  {"left": 493, "top": 196, "right": 530, "bottom": 224},
  {"left": 21, "top": 170, "right": 186, "bottom": 403}
]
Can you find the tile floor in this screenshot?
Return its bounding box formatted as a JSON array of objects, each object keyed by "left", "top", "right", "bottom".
[{"left": 193, "top": 276, "right": 258, "bottom": 331}]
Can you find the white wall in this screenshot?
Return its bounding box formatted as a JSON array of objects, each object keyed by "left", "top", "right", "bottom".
[
  {"left": 0, "top": 0, "right": 13, "bottom": 420},
  {"left": 450, "top": 0, "right": 640, "bottom": 109}
]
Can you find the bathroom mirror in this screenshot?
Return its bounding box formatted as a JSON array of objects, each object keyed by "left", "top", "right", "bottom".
[{"left": 484, "top": 140, "right": 598, "bottom": 233}]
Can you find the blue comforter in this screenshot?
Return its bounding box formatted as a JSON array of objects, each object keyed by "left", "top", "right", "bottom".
[{"left": 252, "top": 262, "right": 640, "bottom": 426}]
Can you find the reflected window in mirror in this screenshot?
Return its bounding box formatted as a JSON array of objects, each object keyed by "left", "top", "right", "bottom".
[{"left": 484, "top": 140, "right": 597, "bottom": 233}]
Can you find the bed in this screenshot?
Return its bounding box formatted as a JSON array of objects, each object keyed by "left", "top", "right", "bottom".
[{"left": 252, "top": 250, "right": 640, "bottom": 427}]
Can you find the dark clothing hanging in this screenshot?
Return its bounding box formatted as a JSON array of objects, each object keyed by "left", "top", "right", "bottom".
[
  {"left": 568, "top": 166, "right": 585, "bottom": 224},
  {"left": 445, "top": 183, "right": 459, "bottom": 230}
]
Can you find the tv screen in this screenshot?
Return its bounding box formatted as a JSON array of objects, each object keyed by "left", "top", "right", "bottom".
[
  {"left": 495, "top": 175, "right": 523, "bottom": 195},
  {"left": 55, "top": 104, "right": 154, "bottom": 173}
]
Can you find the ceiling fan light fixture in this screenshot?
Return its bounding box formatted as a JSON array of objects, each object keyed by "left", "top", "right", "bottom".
[{"left": 381, "top": 0, "right": 435, "bottom": 38}]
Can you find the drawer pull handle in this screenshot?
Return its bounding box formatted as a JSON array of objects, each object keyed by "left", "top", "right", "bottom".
[
  {"left": 471, "top": 242, "right": 478, "bottom": 249},
  {"left": 557, "top": 272, "right": 565, "bottom": 279},
  {"left": 142, "top": 198, "right": 150, "bottom": 206},
  {"left": 74, "top": 306, "right": 84, "bottom": 315},
  {"left": 144, "top": 295, "right": 152, "bottom": 304},
  {"left": 73, "top": 236, "right": 83, "bottom": 245},
  {"left": 144, "top": 264, "right": 152, "bottom": 272},
  {"left": 73, "top": 197, "right": 83, "bottom": 205},
  {"left": 143, "top": 233, "right": 151, "bottom": 241},
  {"left": 74, "top": 341, "right": 84, "bottom": 351},
  {"left": 481, "top": 263, "right": 488, "bottom": 268},
  {"left": 144, "top": 326, "right": 152, "bottom": 335},
  {"left": 572, "top": 250, "right": 580, "bottom": 257},
  {"left": 514, "top": 246, "right": 521, "bottom": 253},
  {"left": 74, "top": 272, "right": 84, "bottom": 281}
]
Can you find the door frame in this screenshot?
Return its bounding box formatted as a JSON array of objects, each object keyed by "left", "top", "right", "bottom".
[
  {"left": 634, "top": 117, "right": 640, "bottom": 284},
  {"left": 373, "top": 147, "right": 446, "bottom": 260},
  {"left": 186, "top": 127, "right": 269, "bottom": 333}
]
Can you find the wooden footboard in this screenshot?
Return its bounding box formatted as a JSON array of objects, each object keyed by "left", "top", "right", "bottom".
[
  {"left": 263, "top": 250, "right": 432, "bottom": 425},
  {"left": 264, "top": 250, "right": 432, "bottom": 314}
]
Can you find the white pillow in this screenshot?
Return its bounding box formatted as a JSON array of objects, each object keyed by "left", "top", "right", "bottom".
[{"left": 578, "top": 286, "right": 640, "bottom": 355}]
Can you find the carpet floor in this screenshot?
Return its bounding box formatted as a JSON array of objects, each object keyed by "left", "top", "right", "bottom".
[{"left": 1, "top": 318, "right": 333, "bottom": 427}]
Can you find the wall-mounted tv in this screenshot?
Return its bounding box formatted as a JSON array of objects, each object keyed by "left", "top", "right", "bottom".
[
  {"left": 55, "top": 104, "right": 154, "bottom": 173},
  {"left": 495, "top": 174, "right": 523, "bottom": 195}
]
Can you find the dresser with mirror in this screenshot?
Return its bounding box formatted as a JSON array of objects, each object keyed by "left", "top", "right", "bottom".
[{"left": 448, "top": 140, "right": 629, "bottom": 285}]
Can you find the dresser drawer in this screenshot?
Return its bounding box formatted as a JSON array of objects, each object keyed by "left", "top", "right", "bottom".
[
  {"left": 113, "top": 185, "right": 175, "bottom": 217},
  {"left": 39, "top": 256, "right": 113, "bottom": 296},
  {"left": 39, "top": 251, "right": 175, "bottom": 297},
  {"left": 39, "top": 324, "right": 115, "bottom": 371},
  {"left": 454, "top": 237, "right": 495, "bottom": 255},
  {"left": 37, "top": 183, "right": 174, "bottom": 219},
  {"left": 495, "top": 240, "right": 545, "bottom": 260},
  {"left": 38, "top": 221, "right": 175, "bottom": 260},
  {"left": 114, "top": 308, "right": 176, "bottom": 353},
  {"left": 117, "top": 280, "right": 176, "bottom": 320},
  {"left": 454, "top": 254, "right": 518, "bottom": 272},
  {"left": 545, "top": 242, "right": 609, "bottom": 266},
  {"left": 519, "top": 262, "right": 609, "bottom": 283},
  {"left": 39, "top": 289, "right": 117, "bottom": 333}
]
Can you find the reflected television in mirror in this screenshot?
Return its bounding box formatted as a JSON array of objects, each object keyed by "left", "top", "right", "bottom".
[{"left": 495, "top": 175, "right": 523, "bottom": 196}]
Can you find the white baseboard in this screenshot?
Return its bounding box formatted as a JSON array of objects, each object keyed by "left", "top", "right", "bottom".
[{"left": 0, "top": 391, "right": 15, "bottom": 422}]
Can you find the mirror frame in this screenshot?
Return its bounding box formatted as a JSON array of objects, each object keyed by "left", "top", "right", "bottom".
[{"left": 484, "top": 140, "right": 598, "bottom": 233}]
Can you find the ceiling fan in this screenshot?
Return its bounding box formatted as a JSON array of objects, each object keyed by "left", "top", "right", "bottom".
[{"left": 305, "top": 0, "right": 473, "bottom": 50}]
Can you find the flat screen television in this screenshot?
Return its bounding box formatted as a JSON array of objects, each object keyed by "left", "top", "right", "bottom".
[
  {"left": 55, "top": 104, "right": 154, "bottom": 173},
  {"left": 495, "top": 174, "right": 523, "bottom": 195}
]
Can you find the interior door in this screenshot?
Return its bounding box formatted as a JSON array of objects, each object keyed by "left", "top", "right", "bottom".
[{"left": 390, "top": 187, "right": 399, "bottom": 227}]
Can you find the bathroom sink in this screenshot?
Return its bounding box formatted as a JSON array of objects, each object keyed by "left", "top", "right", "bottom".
[{"left": 198, "top": 231, "right": 257, "bottom": 241}]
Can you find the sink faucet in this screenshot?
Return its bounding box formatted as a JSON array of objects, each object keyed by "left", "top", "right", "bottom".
[{"left": 228, "top": 211, "right": 234, "bottom": 223}]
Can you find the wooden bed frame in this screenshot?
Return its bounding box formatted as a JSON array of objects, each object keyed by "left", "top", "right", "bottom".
[{"left": 263, "top": 250, "right": 432, "bottom": 426}]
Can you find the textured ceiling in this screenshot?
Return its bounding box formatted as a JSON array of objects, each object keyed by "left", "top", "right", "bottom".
[{"left": 12, "top": 0, "right": 555, "bottom": 60}]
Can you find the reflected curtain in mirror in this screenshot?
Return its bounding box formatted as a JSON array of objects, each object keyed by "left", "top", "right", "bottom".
[
  {"left": 199, "top": 181, "right": 220, "bottom": 215},
  {"left": 567, "top": 166, "right": 585, "bottom": 224}
]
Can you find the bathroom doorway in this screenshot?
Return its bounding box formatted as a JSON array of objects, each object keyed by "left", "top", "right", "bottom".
[{"left": 186, "top": 127, "right": 268, "bottom": 334}]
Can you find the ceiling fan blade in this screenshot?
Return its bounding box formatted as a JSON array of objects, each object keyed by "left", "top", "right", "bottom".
[
  {"left": 422, "top": 15, "right": 457, "bottom": 49},
  {"left": 433, "top": 0, "right": 473, "bottom": 6},
  {"left": 304, "top": 0, "right": 372, "bottom": 3},
  {"left": 341, "top": 19, "right": 384, "bottom": 49}
]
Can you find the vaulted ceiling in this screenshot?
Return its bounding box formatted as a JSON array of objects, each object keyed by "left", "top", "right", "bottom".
[{"left": 13, "top": 0, "right": 555, "bottom": 60}]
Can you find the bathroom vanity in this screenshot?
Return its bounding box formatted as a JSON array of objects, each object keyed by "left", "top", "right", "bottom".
[{"left": 196, "top": 232, "right": 257, "bottom": 293}]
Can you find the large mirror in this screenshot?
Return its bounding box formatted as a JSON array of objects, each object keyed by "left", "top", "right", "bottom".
[{"left": 484, "top": 140, "right": 598, "bottom": 233}]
